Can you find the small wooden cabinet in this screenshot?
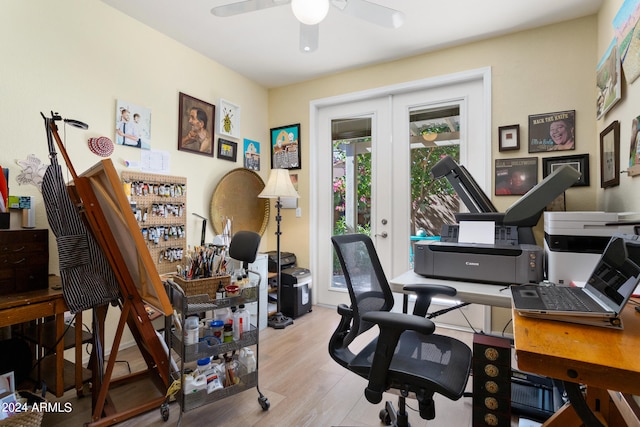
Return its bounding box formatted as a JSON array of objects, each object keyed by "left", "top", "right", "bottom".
[{"left": 0, "top": 229, "right": 48, "bottom": 295}]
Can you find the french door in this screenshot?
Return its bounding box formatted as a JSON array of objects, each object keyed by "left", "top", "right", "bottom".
[{"left": 311, "top": 69, "right": 491, "bottom": 308}]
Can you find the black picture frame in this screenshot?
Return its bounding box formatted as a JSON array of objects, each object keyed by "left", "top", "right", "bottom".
[
  {"left": 495, "top": 157, "right": 538, "bottom": 196},
  {"left": 177, "top": 92, "right": 215, "bottom": 157},
  {"left": 600, "top": 120, "right": 620, "bottom": 188},
  {"left": 542, "top": 154, "right": 590, "bottom": 187},
  {"left": 528, "top": 110, "right": 575, "bottom": 153},
  {"left": 498, "top": 124, "right": 520, "bottom": 151},
  {"left": 270, "top": 123, "right": 301, "bottom": 169},
  {"left": 217, "top": 138, "right": 238, "bottom": 162}
]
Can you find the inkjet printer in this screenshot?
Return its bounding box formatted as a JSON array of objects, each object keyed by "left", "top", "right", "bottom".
[{"left": 414, "top": 156, "right": 580, "bottom": 285}]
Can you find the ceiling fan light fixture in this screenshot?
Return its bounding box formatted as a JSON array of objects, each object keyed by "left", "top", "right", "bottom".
[{"left": 291, "top": 0, "right": 330, "bottom": 25}]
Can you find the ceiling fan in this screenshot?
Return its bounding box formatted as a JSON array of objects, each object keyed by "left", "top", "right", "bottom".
[{"left": 211, "top": 0, "right": 404, "bottom": 53}]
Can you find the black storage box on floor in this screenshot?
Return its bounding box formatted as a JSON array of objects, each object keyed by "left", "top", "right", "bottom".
[{"left": 280, "top": 267, "right": 312, "bottom": 319}]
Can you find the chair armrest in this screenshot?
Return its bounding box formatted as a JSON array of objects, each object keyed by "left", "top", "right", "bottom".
[
  {"left": 402, "top": 284, "right": 457, "bottom": 317},
  {"left": 361, "top": 311, "right": 436, "bottom": 404}
]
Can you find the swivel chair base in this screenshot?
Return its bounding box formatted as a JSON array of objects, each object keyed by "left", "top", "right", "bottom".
[{"left": 268, "top": 312, "right": 293, "bottom": 329}]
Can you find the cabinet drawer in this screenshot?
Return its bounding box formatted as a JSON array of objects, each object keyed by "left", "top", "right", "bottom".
[{"left": 0, "top": 229, "right": 49, "bottom": 295}]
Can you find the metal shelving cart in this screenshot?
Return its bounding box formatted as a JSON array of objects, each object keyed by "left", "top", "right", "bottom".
[{"left": 163, "top": 278, "right": 269, "bottom": 422}]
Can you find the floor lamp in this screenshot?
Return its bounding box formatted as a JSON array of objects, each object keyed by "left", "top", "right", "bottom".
[{"left": 258, "top": 168, "right": 299, "bottom": 329}]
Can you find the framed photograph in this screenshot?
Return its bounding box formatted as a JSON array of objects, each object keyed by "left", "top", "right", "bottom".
[
  {"left": 218, "top": 99, "right": 241, "bottom": 139},
  {"left": 542, "top": 154, "right": 590, "bottom": 187},
  {"left": 243, "top": 138, "right": 260, "bottom": 171},
  {"left": 498, "top": 124, "right": 520, "bottom": 151},
  {"left": 115, "top": 99, "right": 152, "bottom": 150},
  {"left": 178, "top": 92, "right": 215, "bottom": 156},
  {"left": 600, "top": 120, "right": 620, "bottom": 188},
  {"left": 217, "top": 138, "right": 238, "bottom": 162},
  {"left": 596, "top": 39, "right": 621, "bottom": 119},
  {"left": 528, "top": 110, "right": 575, "bottom": 153},
  {"left": 495, "top": 157, "right": 538, "bottom": 196},
  {"left": 270, "top": 123, "right": 301, "bottom": 170}
]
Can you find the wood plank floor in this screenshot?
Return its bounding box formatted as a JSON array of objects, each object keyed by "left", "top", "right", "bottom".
[{"left": 41, "top": 305, "right": 524, "bottom": 427}]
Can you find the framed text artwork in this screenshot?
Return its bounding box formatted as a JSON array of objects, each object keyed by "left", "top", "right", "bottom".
[
  {"left": 177, "top": 92, "right": 215, "bottom": 156},
  {"left": 498, "top": 124, "right": 520, "bottom": 151},
  {"left": 270, "top": 123, "right": 301, "bottom": 169},
  {"left": 600, "top": 120, "right": 620, "bottom": 188},
  {"left": 542, "top": 154, "right": 590, "bottom": 187},
  {"left": 218, "top": 99, "right": 241, "bottom": 139},
  {"left": 217, "top": 138, "right": 238, "bottom": 162},
  {"left": 528, "top": 110, "right": 575, "bottom": 153}
]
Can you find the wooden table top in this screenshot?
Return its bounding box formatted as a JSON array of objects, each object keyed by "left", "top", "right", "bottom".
[
  {"left": 513, "top": 299, "right": 640, "bottom": 396},
  {"left": 0, "top": 276, "right": 63, "bottom": 311}
]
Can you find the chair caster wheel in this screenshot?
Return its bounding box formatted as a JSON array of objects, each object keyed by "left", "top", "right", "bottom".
[
  {"left": 160, "top": 402, "right": 170, "bottom": 421},
  {"left": 259, "top": 395, "right": 270, "bottom": 410},
  {"left": 379, "top": 408, "right": 391, "bottom": 425}
]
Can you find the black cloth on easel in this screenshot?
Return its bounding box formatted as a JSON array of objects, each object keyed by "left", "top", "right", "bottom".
[{"left": 41, "top": 119, "right": 120, "bottom": 313}]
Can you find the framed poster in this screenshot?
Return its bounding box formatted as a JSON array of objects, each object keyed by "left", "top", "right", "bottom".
[
  {"left": 218, "top": 98, "right": 240, "bottom": 139},
  {"left": 177, "top": 92, "right": 215, "bottom": 156},
  {"left": 495, "top": 157, "right": 538, "bottom": 196},
  {"left": 542, "top": 154, "right": 590, "bottom": 187},
  {"left": 115, "top": 99, "right": 152, "bottom": 150},
  {"left": 243, "top": 138, "right": 260, "bottom": 171},
  {"left": 498, "top": 124, "right": 520, "bottom": 151},
  {"left": 270, "top": 123, "right": 301, "bottom": 169},
  {"left": 600, "top": 120, "right": 620, "bottom": 188},
  {"left": 528, "top": 110, "right": 575, "bottom": 152}
]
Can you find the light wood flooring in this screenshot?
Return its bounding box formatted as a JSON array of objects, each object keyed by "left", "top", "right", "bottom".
[{"left": 41, "top": 305, "right": 523, "bottom": 427}]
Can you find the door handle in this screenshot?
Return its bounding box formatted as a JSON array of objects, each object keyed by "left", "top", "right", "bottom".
[{"left": 375, "top": 232, "right": 388, "bottom": 238}]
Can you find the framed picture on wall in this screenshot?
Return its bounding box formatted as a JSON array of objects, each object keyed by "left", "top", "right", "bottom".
[
  {"left": 218, "top": 98, "right": 241, "bottom": 139},
  {"left": 528, "top": 110, "right": 575, "bottom": 153},
  {"left": 177, "top": 92, "right": 215, "bottom": 156},
  {"left": 542, "top": 154, "right": 590, "bottom": 187},
  {"left": 217, "top": 138, "right": 238, "bottom": 162},
  {"left": 498, "top": 124, "right": 520, "bottom": 151},
  {"left": 600, "top": 120, "right": 620, "bottom": 188},
  {"left": 495, "top": 157, "right": 538, "bottom": 196},
  {"left": 270, "top": 123, "right": 301, "bottom": 169}
]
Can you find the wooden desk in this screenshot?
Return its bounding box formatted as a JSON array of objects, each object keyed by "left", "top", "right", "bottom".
[
  {"left": 513, "top": 302, "right": 640, "bottom": 426},
  {"left": 389, "top": 270, "right": 513, "bottom": 308},
  {"left": 0, "top": 277, "right": 83, "bottom": 397}
]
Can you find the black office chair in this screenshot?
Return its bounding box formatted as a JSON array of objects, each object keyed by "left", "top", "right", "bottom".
[
  {"left": 228, "top": 230, "right": 261, "bottom": 268},
  {"left": 330, "top": 234, "right": 472, "bottom": 426}
]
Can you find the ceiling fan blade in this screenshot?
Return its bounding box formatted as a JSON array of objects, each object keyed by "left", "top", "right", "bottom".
[
  {"left": 212, "top": 0, "right": 290, "bottom": 17},
  {"left": 299, "top": 23, "right": 319, "bottom": 53},
  {"left": 333, "top": 0, "right": 404, "bottom": 29}
]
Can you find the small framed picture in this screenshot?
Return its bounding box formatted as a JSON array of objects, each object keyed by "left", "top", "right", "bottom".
[
  {"left": 270, "top": 123, "right": 301, "bottom": 169},
  {"left": 217, "top": 138, "right": 238, "bottom": 162},
  {"left": 178, "top": 92, "right": 215, "bottom": 156},
  {"left": 542, "top": 154, "right": 590, "bottom": 187},
  {"left": 495, "top": 157, "right": 538, "bottom": 196},
  {"left": 498, "top": 124, "right": 520, "bottom": 151},
  {"left": 600, "top": 120, "right": 620, "bottom": 188},
  {"left": 243, "top": 138, "right": 260, "bottom": 171},
  {"left": 218, "top": 99, "right": 241, "bottom": 139}
]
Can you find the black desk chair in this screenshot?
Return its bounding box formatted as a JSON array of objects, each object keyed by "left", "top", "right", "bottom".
[
  {"left": 330, "top": 234, "right": 472, "bottom": 426},
  {"left": 228, "top": 230, "right": 261, "bottom": 268}
]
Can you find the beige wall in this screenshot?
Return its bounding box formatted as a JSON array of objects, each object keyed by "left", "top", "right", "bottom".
[{"left": 1, "top": 0, "right": 269, "bottom": 349}]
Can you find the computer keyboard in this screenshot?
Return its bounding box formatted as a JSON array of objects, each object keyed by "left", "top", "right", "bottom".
[{"left": 538, "top": 287, "right": 601, "bottom": 311}]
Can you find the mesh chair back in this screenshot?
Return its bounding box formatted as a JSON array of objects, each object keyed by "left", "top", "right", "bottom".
[{"left": 331, "top": 234, "right": 394, "bottom": 338}]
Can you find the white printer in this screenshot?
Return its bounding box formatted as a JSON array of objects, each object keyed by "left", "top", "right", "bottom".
[{"left": 544, "top": 211, "right": 640, "bottom": 285}]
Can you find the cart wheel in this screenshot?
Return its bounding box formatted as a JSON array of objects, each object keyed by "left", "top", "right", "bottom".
[
  {"left": 258, "top": 395, "right": 270, "bottom": 411},
  {"left": 160, "top": 402, "right": 170, "bottom": 421},
  {"left": 379, "top": 408, "right": 391, "bottom": 425}
]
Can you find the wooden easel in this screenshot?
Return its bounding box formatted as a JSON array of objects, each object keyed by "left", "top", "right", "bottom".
[{"left": 47, "top": 117, "right": 173, "bottom": 426}]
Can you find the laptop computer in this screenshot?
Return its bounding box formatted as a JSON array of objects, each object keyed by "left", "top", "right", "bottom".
[{"left": 511, "top": 232, "right": 640, "bottom": 329}]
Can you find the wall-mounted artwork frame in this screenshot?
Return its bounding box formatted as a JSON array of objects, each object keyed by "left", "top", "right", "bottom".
[
  {"left": 495, "top": 157, "right": 538, "bottom": 196},
  {"left": 498, "top": 124, "right": 520, "bottom": 151},
  {"left": 217, "top": 138, "right": 238, "bottom": 162},
  {"left": 270, "top": 123, "right": 301, "bottom": 170},
  {"left": 528, "top": 110, "right": 575, "bottom": 153},
  {"left": 600, "top": 120, "right": 620, "bottom": 188},
  {"left": 177, "top": 92, "right": 215, "bottom": 156},
  {"left": 542, "top": 154, "right": 590, "bottom": 187},
  {"left": 218, "top": 98, "right": 241, "bottom": 139},
  {"left": 243, "top": 138, "right": 260, "bottom": 171},
  {"left": 596, "top": 39, "right": 622, "bottom": 119}
]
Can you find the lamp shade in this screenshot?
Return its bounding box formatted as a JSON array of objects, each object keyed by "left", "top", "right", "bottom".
[
  {"left": 291, "top": 0, "right": 330, "bottom": 25},
  {"left": 258, "top": 168, "right": 299, "bottom": 199}
]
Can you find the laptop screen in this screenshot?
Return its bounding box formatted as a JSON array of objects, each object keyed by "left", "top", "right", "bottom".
[{"left": 585, "top": 233, "right": 640, "bottom": 311}]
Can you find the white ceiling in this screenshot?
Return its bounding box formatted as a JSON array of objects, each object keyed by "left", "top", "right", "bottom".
[{"left": 99, "top": 0, "right": 603, "bottom": 89}]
